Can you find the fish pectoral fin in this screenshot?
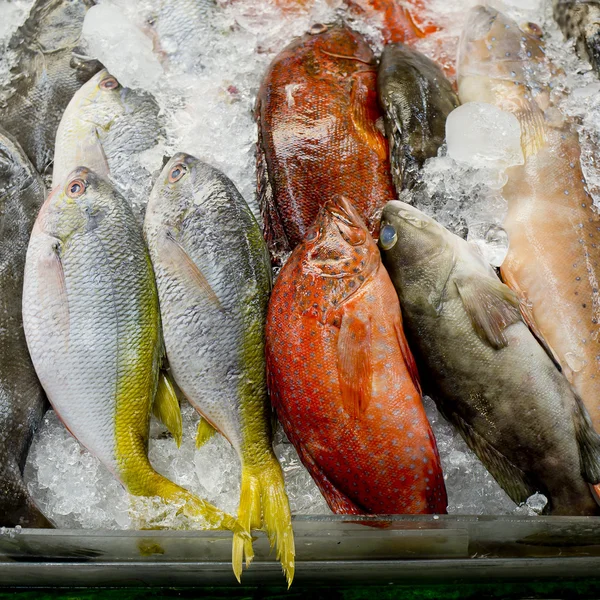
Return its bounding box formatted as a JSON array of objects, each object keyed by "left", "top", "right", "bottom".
[
  {"left": 160, "top": 228, "right": 223, "bottom": 310},
  {"left": 514, "top": 103, "right": 547, "bottom": 157},
  {"left": 393, "top": 316, "right": 421, "bottom": 394},
  {"left": 39, "top": 237, "right": 70, "bottom": 338},
  {"left": 455, "top": 276, "right": 521, "bottom": 350},
  {"left": 500, "top": 269, "right": 563, "bottom": 372},
  {"left": 350, "top": 74, "right": 388, "bottom": 161},
  {"left": 196, "top": 417, "right": 218, "bottom": 448},
  {"left": 453, "top": 412, "right": 536, "bottom": 505},
  {"left": 572, "top": 392, "right": 600, "bottom": 484},
  {"left": 153, "top": 371, "right": 183, "bottom": 447},
  {"left": 337, "top": 310, "right": 372, "bottom": 418}
]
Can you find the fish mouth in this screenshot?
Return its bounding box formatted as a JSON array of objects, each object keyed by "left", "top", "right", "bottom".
[{"left": 323, "top": 196, "right": 369, "bottom": 246}]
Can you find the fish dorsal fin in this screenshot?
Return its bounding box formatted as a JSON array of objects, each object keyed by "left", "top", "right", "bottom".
[
  {"left": 500, "top": 268, "right": 563, "bottom": 372},
  {"left": 337, "top": 309, "right": 372, "bottom": 419},
  {"left": 196, "top": 416, "right": 218, "bottom": 449},
  {"left": 159, "top": 228, "right": 223, "bottom": 310},
  {"left": 393, "top": 315, "right": 421, "bottom": 394},
  {"left": 452, "top": 411, "right": 537, "bottom": 505},
  {"left": 153, "top": 370, "right": 183, "bottom": 447},
  {"left": 454, "top": 275, "right": 521, "bottom": 350},
  {"left": 572, "top": 392, "right": 600, "bottom": 485}
]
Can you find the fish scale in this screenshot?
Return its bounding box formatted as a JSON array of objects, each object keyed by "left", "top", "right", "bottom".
[{"left": 266, "top": 196, "right": 447, "bottom": 515}]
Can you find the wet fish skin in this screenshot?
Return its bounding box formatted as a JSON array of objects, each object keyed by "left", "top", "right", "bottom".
[
  {"left": 266, "top": 196, "right": 447, "bottom": 516},
  {"left": 23, "top": 167, "right": 240, "bottom": 533},
  {"left": 380, "top": 200, "right": 600, "bottom": 516},
  {"left": 52, "top": 69, "right": 163, "bottom": 205},
  {"left": 553, "top": 0, "right": 600, "bottom": 74},
  {"left": 0, "top": 0, "right": 102, "bottom": 175},
  {"left": 378, "top": 43, "right": 459, "bottom": 191},
  {"left": 256, "top": 24, "right": 395, "bottom": 264},
  {"left": 144, "top": 154, "right": 293, "bottom": 584},
  {"left": 458, "top": 8, "right": 600, "bottom": 440},
  {"left": 0, "top": 129, "right": 50, "bottom": 528}
]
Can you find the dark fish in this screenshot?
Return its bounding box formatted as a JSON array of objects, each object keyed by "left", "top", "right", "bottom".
[
  {"left": 0, "top": 0, "right": 102, "bottom": 175},
  {"left": 553, "top": 0, "right": 600, "bottom": 73},
  {"left": 378, "top": 43, "right": 459, "bottom": 191},
  {"left": 0, "top": 128, "right": 50, "bottom": 528},
  {"left": 380, "top": 200, "right": 600, "bottom": 516}
]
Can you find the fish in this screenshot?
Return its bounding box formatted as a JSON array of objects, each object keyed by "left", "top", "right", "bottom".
[
  {"left": 52, "top": 69, "right": 163, "bottom": 214},
  {"left": 144, "top": 154, "right": 294, "bottom": 585},
  {"left": 379, "top": 200, "right": 600, "bottom": 516},
  {"left": 265, "top": 196, "right": 447, "bottom": 516},
  {"left": 0, "top": 128, "right": 50, "bottom": 528},
  {"left": 458, "top": 8, "right": 600, "bottom": 444},
  {"left": 377, "top": 43, "right": 459, "bottom": 191},
  {"left": 0, "top": 0, "right": 102, "bottom": 175},
  {"left": 22, "top": 166, "right": 243, "bottom": 536},
  {"left": 255, "top": 24, "right": 395, "bottom": 264},
  {"left": 553, "top": 0, "right": 600, "bottom": 74}
]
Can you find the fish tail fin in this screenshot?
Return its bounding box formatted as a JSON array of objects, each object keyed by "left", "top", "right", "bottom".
[{"left": 235, "top": 458, "right": 295, "bottom": 587}]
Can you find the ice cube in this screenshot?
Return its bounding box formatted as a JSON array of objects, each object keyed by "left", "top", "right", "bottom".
[{"left": 446, "top": 102, "right": 524, "bottom": 171}]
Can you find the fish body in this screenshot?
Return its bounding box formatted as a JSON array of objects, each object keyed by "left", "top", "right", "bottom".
[
  {"left": 553, "top": 0, "right": 600, "bottom": 74},
  {"left": 378, "top": 43, "right": 459, "bottom": 191},
  {"left": 256, "top": 25, "right": 395, "bottom": 263},
  {"left": 0, "top": 129, "right": 49, "bottom": 528},
  {"left": 144, "top": 155, "right": 293, "bottom": 584},
  {"left": 22, "top": 167, "right": 237, "bottom": 533},
  {"left": 52, "top": 69, "right": 163, "bottom": 214},
  {"left": 458, "top": 8, "right": 600, "bottom": 430},
  {"left": 266, "top": 196, "right": 447, "bottom": 515},
  {"left": 380, "top": 200, "right": 600, "bottom": 515},
  {"left": 0, "top": 0, "right": 102, "bottom": 175}
]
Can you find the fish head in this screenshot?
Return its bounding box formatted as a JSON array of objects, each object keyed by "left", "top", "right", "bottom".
[
  {"left": 34, "top": 167, "right": 111, "bottom": 241},
  {"left": 379, "top": 200, "right": 455, "bottom": 300},
  {"left": 302, "top": 195, "right": 379, "bottom": 282},
  {"left": 458, "top": 5, "right": 549, "bottom": 111}
]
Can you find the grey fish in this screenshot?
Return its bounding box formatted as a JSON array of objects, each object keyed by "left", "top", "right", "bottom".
[
  {"left": 379, "top": 200, "right": 600, "bottom": 516},
  {"left": 377, "top": 43, "right": 459, "bottom": 191},
  {"left": 0, "top": 0, "right": 102, "bottom": 175},
  {"left": 554, "top": 0, "right": 600, "bottom": 73},
  {"left": 0, "top": 128, "right": 50, "bottom": 528}
]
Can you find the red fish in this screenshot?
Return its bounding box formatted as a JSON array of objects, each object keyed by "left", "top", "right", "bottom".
[
  {"left": 266, "top": 196, "right": 447, "bottom": 514},
  {"left": 256, "top": 25, "right": 395, "bottom": 263}
]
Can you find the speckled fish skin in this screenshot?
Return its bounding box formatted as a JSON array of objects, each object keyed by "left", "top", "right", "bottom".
[
  {"left": 22, "top": 167, "right": 239, "bottom": 533},
  {"left": 377, "top": 43, "right": 459, "bottom": 191},
  {"left": 458, "top": 8, "right": 600, "bottom": 437},
  {"left": 553, "top": 0, "right": 600, "bottom": 74},
  {"left": 266, "top": 196, "right": 447, "bottom": 515},
  {"left": 0, "top": 129, "right": 50, "bottom": 528},
  {"left": 144, "top": 154, "right": 294, "bottom": 585},
  {"left": 0, "top": 0, "right": 102, "bottom": 175},
  {"left": 380, "top": 201, "right": 600, "bottom": 516},
  {"left": 256, "top": 25, "right": 395, "bottom": 264},
  {"left": 52, "top": 69, "right": 163, "bottom": 195}
]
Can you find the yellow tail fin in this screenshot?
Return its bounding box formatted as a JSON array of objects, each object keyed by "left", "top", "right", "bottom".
[{"left": 232, "top": 458, "right": 295, "bottom": 586}]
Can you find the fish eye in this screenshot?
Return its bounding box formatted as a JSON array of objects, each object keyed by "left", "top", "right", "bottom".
[
  {"left": 523, "top": 22, "right": 542, "bottom": 38},
  {"left": 100, "top": 76, "right": 119, "bottom": 91},
  {"left": 379, "top": 224, "right": 398, "bottom": 250},
  {"left": 66, "top": 178, "right": 86, "bottom": 198},
  {"left": 168, "top": 163, "right": 187, "bottom": 183}
]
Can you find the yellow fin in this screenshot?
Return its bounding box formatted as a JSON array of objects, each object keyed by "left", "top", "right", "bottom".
[
  {"left": 233, "top": 460, "right": 295, "bottom": 587},
  {"left": 153, "top": 371, "right": 183, "bottom": 447},
  {"left": 196, "top": 417, "right": 217, "bottom": 449}
]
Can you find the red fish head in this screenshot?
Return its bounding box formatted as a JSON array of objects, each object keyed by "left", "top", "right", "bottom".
[{"left": 302, "top": 196, "right": 380, "bottom": 283}]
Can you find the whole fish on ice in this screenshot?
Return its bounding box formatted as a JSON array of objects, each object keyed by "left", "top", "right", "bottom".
[
  {"left": 0, "top": 129, "right": 50, "bottom": 528},
  {"left": 22, "top": 167, "right": 241, "bottom": 534},
  {"left": 0, "top": 0, "right": 101, "bottom": 175},
  {"left": 380, "top": 201, "right": 600, "bottom": 516},
  {"left": 266, "top": 196, "right": 447, "bottom": 516},
  {"left": 256, "top": 24, "right": 395, "bottom": 263},
  {"left": 144, "top": 154, "right": 293, "bottom": 584},
  {"left": 458, "top": 7, "right": 600, "bottom": 439}
]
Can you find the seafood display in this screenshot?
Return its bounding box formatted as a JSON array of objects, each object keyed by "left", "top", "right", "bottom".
[{"left": 3, "top": 0, "right": 600, "bottom": 586}]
